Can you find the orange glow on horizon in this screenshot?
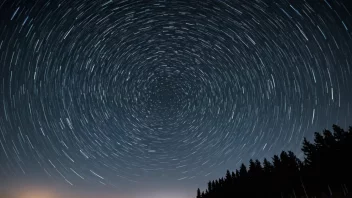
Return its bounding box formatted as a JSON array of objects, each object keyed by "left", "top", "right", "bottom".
[
  {"left": 11, "top": 186, "right": 58, "bottom": 198},
  {"left": 19, "top": 191, "right": 57, "bottom": 198}
]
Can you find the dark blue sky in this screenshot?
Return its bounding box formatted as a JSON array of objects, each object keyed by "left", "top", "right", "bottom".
[{"left": 0, "top": 0, "right": 352, "bottom": 198}]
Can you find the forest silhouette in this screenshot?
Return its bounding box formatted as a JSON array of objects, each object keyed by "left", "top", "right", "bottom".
[{"left": 195, "top": 124, "right": 352, "bottom": 198}]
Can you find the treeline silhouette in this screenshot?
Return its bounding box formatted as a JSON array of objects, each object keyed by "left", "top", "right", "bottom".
[{"left": 196, "top": 124, "right": 352, "bottom": 198}]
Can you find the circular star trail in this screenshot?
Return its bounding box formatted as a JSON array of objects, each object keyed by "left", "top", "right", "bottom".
[{"left": 0, "top": 0, "right": 351, "bottom": 191}]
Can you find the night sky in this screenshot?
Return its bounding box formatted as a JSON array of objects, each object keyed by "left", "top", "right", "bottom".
[{"left": 0, "top": 0, "right": 352, "bottom": 198}]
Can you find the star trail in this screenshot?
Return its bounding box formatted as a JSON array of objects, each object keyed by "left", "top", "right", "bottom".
[{"left": 0, "top": 0, "right": 351, "bottom": 197}]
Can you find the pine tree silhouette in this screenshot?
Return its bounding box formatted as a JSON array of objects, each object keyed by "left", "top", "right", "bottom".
[
  {"left": 195, "top": 124, "right": 352, "bottom": 198},
  {"left": 196, "top": 188, "right": 201, "bottom": 198}
]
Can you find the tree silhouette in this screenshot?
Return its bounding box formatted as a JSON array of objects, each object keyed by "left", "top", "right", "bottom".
[
  {"left": 196, "top": 188, "right": 201, "bottom": 198},
  {"left": 195, "top": 124, "right": 352, "bottom": 198}
]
